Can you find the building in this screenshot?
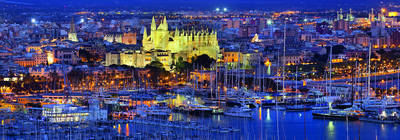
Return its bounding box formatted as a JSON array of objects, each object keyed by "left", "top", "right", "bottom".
[
  {"left": 223, "top": 50, "right": 262, "bottom": 68},
  {"left": 15, "top": 52, "right": 49, "bottom": 67},
  {"left": 88, "top": 99, "right": 108, "bottom": 121},
  {"left": 0, "top": 103, "right": 24, "bottom": 112},
  {"left": 142, "top": 16, "right": 220, "bottom": 60},
  {"left": 42, "top": 104, "right": 89, "bottom": 122},
  {"left": 103, "top": 32, "right": 137, "bottom": 45},
  {"left": 28, "top": 64, "right": 73, "bottom": 78},
  {"left": 55, "top": 48, "right": 79, "bottom": 65},
  {"left": 68, "top": 18, "right": 78, "bottom": 42},
  {"left": 106, "top": 16, "right": 220, "bottom": 70},
  {"left": 333, "top": 9, "right": 351, "bottom": 32}
]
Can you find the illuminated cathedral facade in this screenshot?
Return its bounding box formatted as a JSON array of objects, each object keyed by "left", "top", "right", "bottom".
[{"left": 106, "top": 16, "right": 220, "bottom": 70}]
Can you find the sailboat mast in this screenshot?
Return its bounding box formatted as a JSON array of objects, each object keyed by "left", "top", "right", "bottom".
[
  {"left": 282, "top": 20, "right": 287, "bottom": 93},
  {"left": 329, "top": 45, "right": 333, "bottom": 96},
  {"left": 367, "top": 40, "right": 372, "bottom": 98}
]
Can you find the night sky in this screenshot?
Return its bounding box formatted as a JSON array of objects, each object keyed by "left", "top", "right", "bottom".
[{"left": 0, "top": 0, "right": 398, "bottom": 10}]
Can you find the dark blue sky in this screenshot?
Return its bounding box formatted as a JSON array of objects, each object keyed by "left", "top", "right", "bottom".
[{"left": 0, "top": 0, "right": 396, "bottom": 10}]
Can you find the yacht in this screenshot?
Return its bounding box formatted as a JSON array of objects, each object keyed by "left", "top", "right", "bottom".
[
  {"left": 286, "top": 104, "right": 311, "bottom": 111},
  {"left": 360, "top": 110, "right": 400, "bottom": 124},
  {"left": 224, "top": 106, "right": 253, "bottom": 118}
]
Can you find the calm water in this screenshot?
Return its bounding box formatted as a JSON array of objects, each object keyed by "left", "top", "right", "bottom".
[{"left": 117, "top": 108, "right": 400, "bottom": 140}]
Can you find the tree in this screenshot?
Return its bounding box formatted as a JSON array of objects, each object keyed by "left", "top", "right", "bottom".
[
  {"left": 193, "top": 54, "right": 215, "bottom": 69},
  {"left": 175, "top": 57, "right": 192, "bottom": 74},
  {"left": 145, "top": 61, "right": 170, "bottom": 87},
  {"left": 79, "top": 49, "right": 101, "bottom": 64},
  {"left": 13, "top": 73, "right": 42, "bottom": 94},
  {"left": 331, "top": 45, "right": 346, "bottom": 55},
  {"left": 67, "top": 69, "right": 85, "bottom": 90}
]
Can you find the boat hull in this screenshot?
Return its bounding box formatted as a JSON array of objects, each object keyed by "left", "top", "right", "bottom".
[{"left": 312, "top": 113, "right": 359, "bottom": 121}]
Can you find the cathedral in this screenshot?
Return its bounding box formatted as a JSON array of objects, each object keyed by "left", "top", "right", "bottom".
[
  {"left": 143, "top": 16, "right": 220, "bottom": 60},
  {"left": 106, "top": 16, "right": 220, "bottom": 70}
]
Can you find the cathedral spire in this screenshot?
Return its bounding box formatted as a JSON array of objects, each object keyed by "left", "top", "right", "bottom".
[
  {"left": 68, "top": 17, "right": 78, "bottom": 42},
  {"left": 174, "top": 27, "right": 179, "bottom": 37},
  {"left": 70, "top": 17, "right": 76, "bottom": 33},
  {"left": 163, "top": 16, "right": 168, "bottom": 27},
  {"left": 158, "top": 16, "right": 168, "bottom": 30},
  {"left": 151, "top": 16, "right": 156, "bottom": 31},
  {"left": 143, "top": 27, "right": 148, "bottom": 40},
  {"left": 370, "top": 8, "right": 375, "bottom": 22}
]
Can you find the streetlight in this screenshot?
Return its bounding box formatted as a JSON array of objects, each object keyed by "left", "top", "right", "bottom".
[
  {"left": 31, "top": 18, "right": 36, "bottom": 24},
  {"left": 267, "top": 19, "right": 273, "bottom": 25},
  {"left": 80, "top": 18, "right": 85, "bottom": 23},
  {"left": 223, "top": 8, "right": 227, "bottom": 12},
  {"left": 216, "top": 8, "right": 220, "bottom": 12}
]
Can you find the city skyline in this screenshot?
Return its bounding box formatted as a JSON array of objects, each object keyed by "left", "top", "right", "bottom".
[{"left": 1, "top": 0, "right": 398, "bottom": 10}]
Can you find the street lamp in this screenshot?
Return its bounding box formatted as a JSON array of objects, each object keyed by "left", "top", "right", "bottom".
[{"left": 31, "top": 18, "right": 36, "bottom": 24}]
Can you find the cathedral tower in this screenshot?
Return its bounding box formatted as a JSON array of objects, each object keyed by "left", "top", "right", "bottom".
[{"left": 68, "top": 18, "right": 78, "bottom": 42}]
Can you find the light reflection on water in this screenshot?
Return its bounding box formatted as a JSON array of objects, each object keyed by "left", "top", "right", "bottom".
[
  {"left": 126, "top": 123, "right": 129, "bottom": 136},
  {"left": 117, "top": 108, "right": 400, "bottom": 139}
]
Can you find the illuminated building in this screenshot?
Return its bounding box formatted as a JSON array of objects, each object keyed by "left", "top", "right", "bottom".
[
  {"left": 239, "top": 24, "right": 258, "bottom": 37},
  {"left": 88, "top": 99, "right": 108, "bottom": 121},
  {"left": 55, "top": 48, "right": 79, "bottom": 65},
  {"left": 0, "top": 103, "right": 24, "bottom": 112},
  {"left": 103, "top": 32, "right": 137, "bottom": 45},
  {"left": 106, "top": 16, "right": 220, "bottom": 70},
  {"left": 226, "top": 18, "right": 240, "bottom": 29},
  {"left": 68, "top": 18, "right": 78, "bottom": 42},
  {"left": 223, "top": 50, "right": 262, "bottom": 68},
  {"left": 142, "top": 16, "right": 220, "bottom": 60},
  {"left": 371, "top": 8, "right": 390, "bottom": 48},
  {"left": 42, "top": 104, "right": 89, "bottom": 123},
  {"left": 333, "top": 9, "right": 350, "bottom": 32},
  {"left": 28, "top": 64, "right": 72, "bottom": 78},
  {"left": 251, "top": 34, "right": 261, "bottom": 43},
  {"left": 15, "top": 53, "right": 50, "bottom": 67}
]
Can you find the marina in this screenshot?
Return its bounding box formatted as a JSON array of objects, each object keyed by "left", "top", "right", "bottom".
[{"left": 1, "top": 107, "right": 400, "bottom": 140}]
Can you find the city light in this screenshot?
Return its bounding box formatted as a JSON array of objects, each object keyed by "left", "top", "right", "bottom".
[
  {"left": 31, "top": 18, "right": 36, "bottom": 23},
  {"left": 388, "top": 12, "right": 398, "bottom": 17},
  {"left": 223, "top": 8, "right": 227, "bottom": 12},
  {"left": 216, "top": 8, "right": 220, "bottom": 12},
  {"left": 80, "top": 18, "right": 85, "bottom": 23},
  {"left": 267, "top": 19, "right": 273, "bottom": 25}
]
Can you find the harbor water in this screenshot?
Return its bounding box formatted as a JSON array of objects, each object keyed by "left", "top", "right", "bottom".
[{"left": 115, "top": 108, "right": 400, "bottom": 140}]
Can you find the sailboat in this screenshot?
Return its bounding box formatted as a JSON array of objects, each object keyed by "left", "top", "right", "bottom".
[
  {"left": 312, "top": 45, "right": 363, "bottom": 120},
  {"left": 312, "top": 72, "right": 330, "bottom": 110},
  {"left": 285, "top": 66, "right": 311, "bottom": 111}
]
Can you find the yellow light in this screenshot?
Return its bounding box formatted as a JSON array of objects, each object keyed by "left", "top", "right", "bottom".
[
  {"left": 126, "top": 123, "right": 129, "bottom": 136},
  {"left": 388, "top": 12, "right": 398, "bottom": 17},
  {"left": 381, "top": 8, "right": 386, "bottom": 13}
]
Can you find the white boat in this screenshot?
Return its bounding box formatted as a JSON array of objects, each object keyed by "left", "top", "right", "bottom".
[
  {"left": 286, "top": 104, "right": 311, "bottom": 111},
  {"left": 136, "top": 105, "right": 171, "bottom": 116},
  {"left": 224, "top": 106, "right": 253, "bottom": 118},
  {"left": 312, "top": 106, "right": 329, "bottom": 110},
  {"left": 271, "top": 105, "right": 286, "bottom": 110}
]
